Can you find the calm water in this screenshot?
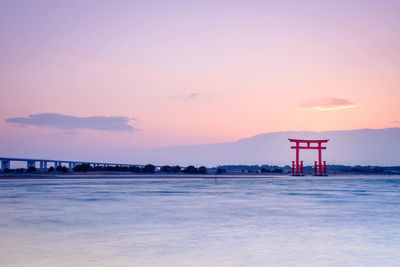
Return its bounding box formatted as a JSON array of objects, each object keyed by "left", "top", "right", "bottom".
[{"left": 1, "top": 176, "right": 400, "bottom": 266}]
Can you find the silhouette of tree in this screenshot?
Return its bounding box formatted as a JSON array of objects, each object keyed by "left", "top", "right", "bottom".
[
  {"left": 143, "top": 164, "right": 155, "bottom": 173},
  {"left": 129, "top": 166, "right": 142, "bottom": 173},
  {"left": 161, "top": 165, "right": 172, "bottom": 172},
  {"left": 184, "top": 165, "right": 197, "bottom": 173},
  {"left": 73, "top": 164, "right": 91, "bottom": 172},
  {"left": 27, "top": 166, "right": 37, "bottom": 173},
  {"left": 161, "top": 165, "right": 182, "bottom": 173},
  {"left": 198, "top": 166, "right": 207, "bottom": 174},
  {"left": 171, "top": 165, "right": 182, "bottom": 172}
]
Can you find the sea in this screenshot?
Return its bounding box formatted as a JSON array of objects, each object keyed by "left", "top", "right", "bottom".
[{"left": 1, "top": 176, "right": 400, "bottom": 266}]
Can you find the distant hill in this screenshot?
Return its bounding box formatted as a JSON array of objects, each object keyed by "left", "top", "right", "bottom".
[{"left": 117, "top": 128, "right": 400, "bottom": 167}]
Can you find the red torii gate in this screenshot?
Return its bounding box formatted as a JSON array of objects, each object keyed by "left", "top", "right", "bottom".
[{"left": 288, "top": 139, "right": 329, "bottom": 176}]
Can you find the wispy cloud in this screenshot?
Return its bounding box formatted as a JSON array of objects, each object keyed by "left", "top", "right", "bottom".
[
  {"left": 180, "top": 92, "right": 214, "bottom": 102},
  {"left": 5, "top": 113, "right": 138, "bottom": 132},
  {"left": 391, "top": 120, "right": 400, "bottom": 124},
  {"left": 298, "top": 97, "right": 357, "bottom": 111},
  {"left": 187, "top": 93, "right": 200, "bottom": 98},
  {"left": 181, "top": 92, "right": 201, "bottom": 99}
]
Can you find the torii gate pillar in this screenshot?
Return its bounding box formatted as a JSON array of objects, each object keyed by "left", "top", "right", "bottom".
[{"left": 289, "top": 139, "right": 329, "bottom": 176}]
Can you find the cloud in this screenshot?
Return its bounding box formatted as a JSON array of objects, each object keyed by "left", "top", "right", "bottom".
[
  {"left": 188, "top": 93, "right": 200, "bottom": 98},
  {"left": 5, "top": 113, "right": 137, "bottom": 132},
  {"left": 181, "top": 92, "right": 201, "bottom": 99},
  {"left": 180, "top": 92, "right": 215, "bottom": 102},
  {"left": 391, "top": 121, "right": 400, "bottom": 124},
  {"left": 298, "top": 97, "right": 357, "bottom": 111}
]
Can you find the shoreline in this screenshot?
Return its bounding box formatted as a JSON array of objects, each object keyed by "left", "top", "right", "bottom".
[{"left": 1, "top": 173, "right": 400, "bottom": 180}]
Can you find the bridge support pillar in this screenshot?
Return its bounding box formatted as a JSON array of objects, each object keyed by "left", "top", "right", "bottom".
[
  {"left": 38, "top": 161, "right": 45, "bottom": 171},
  {"left": 27, "top": 160, "right": 36, "bottom": 169},
  {"left": 39, "top": 161, "right": 48, "bottom": 170},
  {"left": 68, "top": 162, "right": 74, "bottom": 172},
  {"left": 1, "top": 160, "right": 10, "bottom": 171}
]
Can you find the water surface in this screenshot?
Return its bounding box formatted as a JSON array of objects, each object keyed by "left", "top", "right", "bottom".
[{"left": 1, "top": 176, "right": 400, "bottom": 266}]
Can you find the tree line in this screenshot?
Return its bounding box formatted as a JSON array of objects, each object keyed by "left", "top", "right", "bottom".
[
  {"left": 1, "top": 164, "right": 208, "bottom": 174},
  {"left": 72, "top": 164, "right": 157, "bottom": 173}
]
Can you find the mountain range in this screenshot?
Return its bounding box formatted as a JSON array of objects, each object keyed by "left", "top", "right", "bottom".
[{"left": 117, "top": 128, "right": 400, "bottom": 167}]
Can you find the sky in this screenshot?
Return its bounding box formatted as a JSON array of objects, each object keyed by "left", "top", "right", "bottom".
[{"left": 0, "top": 0, "right": 399, "bottom": 161}]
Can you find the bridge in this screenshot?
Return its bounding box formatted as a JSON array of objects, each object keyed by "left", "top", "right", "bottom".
[{"left": 0, "top": 157, "right": 148, "bottom": 172}]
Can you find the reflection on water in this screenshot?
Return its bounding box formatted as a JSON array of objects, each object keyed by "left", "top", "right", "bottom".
[{"left": 1, "top": 176, "right": 400, "bottom": 266}]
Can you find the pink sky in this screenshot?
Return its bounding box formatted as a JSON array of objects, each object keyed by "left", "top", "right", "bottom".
[{"left": 1, "top": 0, "right": 399, "bottom": 159}]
